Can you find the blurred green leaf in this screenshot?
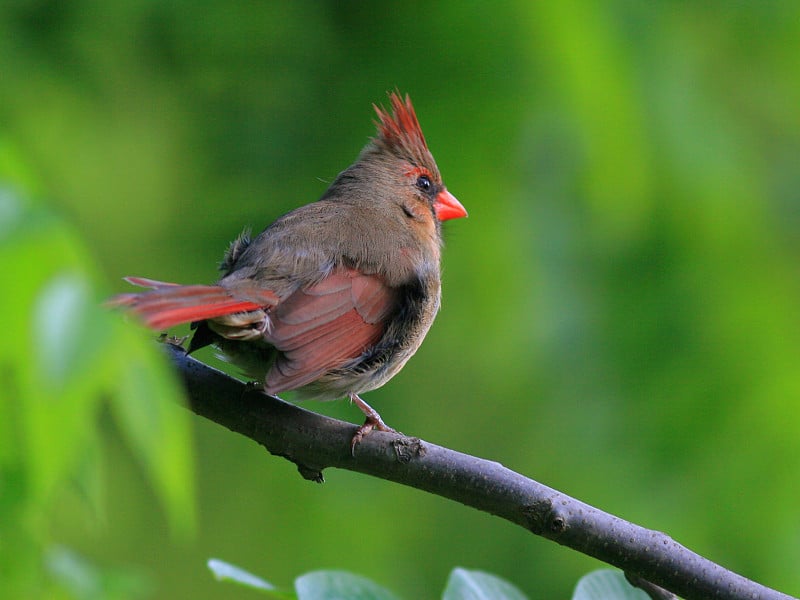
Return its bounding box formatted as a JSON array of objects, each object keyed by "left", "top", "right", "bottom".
[
  {"left": 443, "top": 568, "right": 529, "bottom": 600},
  {"left": 0, "top": 183, "right": 194, "bottom": 524},
  {"left": 34, "top": 273, "right": 98, "bottom": 389},
  {"left": 572, "top": 570, "right": 648, "bottom": 600},
  {"left": 0, "top": 180, "right": 195, "bottom": 593},
  {"left": 295, "top": 571, "right": 400, "bottom": 600},
  {"left": 45, "top": 545, "right": 153, "bottom": 600},
  {"left": 0, "top": 185, "right": 107, "bottom": 508},
  {"left": 207, "top": 558, "right": 288, "bottom": 597},
  {"left": 107, "top": 328, "right": 196, "bottom": 536},
  {"left": 209, "top": 565, "right": 532, "bottom": 599},
  {"left": 25, "top": 272, "right": 103, "bottom": 504}
]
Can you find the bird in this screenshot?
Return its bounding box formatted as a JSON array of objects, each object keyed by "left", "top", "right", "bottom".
[{"left": 110, "top": 92, "right": 467, "bottom": 452}]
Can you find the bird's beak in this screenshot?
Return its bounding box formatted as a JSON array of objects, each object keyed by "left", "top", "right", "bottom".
[{"left": 434, "top": 189, "right": 468, "bottom": 221}]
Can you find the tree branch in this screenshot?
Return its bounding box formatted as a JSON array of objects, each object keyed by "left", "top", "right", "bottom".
[{"left": 164, "top": 343, "right": 796, "bottom": 600}]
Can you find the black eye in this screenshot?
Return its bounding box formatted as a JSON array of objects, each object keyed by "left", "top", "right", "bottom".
[{"left": 416, "top": 175, "right": 432, "bottom": 193}]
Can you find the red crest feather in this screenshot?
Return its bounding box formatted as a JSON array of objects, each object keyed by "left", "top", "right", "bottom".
[{"left": 373, "top": 92, "right": 429, "bottom": 155}]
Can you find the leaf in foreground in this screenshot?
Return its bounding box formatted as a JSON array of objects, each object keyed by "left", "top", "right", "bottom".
[
  {"left": 572, "top": 570, "right": 649, "bottom": 600},
  {"left": 294, "top": 570, "right": 400, "bottom": 600},
  {"left": 443, "top": 567, "right": 529, "bottom": 600},
  {"left": 207, "top": 558, "right": 292, "bottom": 598}
]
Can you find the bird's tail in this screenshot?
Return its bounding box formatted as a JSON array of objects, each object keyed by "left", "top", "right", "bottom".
[{"left": 108, "top": 276, "right": 277, "bottom": 330}]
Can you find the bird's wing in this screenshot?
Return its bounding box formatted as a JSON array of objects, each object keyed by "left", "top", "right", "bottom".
[{"left": 264, "top": 266, "right": 397, "bottom": 394}]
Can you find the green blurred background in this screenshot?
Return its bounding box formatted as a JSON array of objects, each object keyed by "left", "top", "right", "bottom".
[{"left": 2, "top": 1, "right": 800, "bottom": 598}]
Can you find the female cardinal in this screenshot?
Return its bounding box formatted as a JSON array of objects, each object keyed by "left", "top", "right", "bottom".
[{"left": 111, "top": 92, "right": 467, "bottom": 451}]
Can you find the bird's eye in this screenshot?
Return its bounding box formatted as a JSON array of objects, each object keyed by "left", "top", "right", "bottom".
[{"left": 416, "top": 175, "right": 432, "bottom": 193}]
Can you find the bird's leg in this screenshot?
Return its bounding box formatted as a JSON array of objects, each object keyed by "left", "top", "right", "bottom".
[
  {"left": 158, "top": 332, "right": 190, "bottom": 348},
  {"left": 349, "top": 393, "right": 396, "bottom": 454}
]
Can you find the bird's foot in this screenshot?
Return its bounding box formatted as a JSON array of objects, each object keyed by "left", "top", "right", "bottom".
[
  {"left": 349, "top": 394, "right": 396, "bottom": 455},
  {"left": 158, "top": 332, "right": 190, "bottom": 348}
]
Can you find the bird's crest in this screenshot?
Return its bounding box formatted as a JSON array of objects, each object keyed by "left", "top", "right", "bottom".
[{"left": 373, "top": 92, "right": 430, "bottom": 161}]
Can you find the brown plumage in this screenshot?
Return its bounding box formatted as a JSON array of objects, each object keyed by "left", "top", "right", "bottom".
[{"left": 110, "top": 92, "right": 467, "bottom": 451}]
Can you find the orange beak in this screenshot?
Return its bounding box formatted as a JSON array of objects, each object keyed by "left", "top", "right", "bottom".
[{"left": 434, "top": 189, "right": 468, "bottom": 221}]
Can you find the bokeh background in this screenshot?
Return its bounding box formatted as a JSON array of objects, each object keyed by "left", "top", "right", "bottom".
[{"left": 2, "top": 1, "right": 800, "bottom": 598}]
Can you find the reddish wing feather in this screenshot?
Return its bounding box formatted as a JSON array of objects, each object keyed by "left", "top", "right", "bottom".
[
  {"left": 124, "top": 276, "right": 181, "bottom": 288},
  {"left": 267, "top": 310, "right": 381, "bottom": 393},
  {"left": 350, "top": 273, "right": 394, "bottom": 323},
  {"left": 265, "top": 268, "right": 396, "bottom": 394}
]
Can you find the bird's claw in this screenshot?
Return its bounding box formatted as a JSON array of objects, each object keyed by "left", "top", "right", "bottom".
[{"left": 350, "top": 415, "right": 397, "bottom": 456}]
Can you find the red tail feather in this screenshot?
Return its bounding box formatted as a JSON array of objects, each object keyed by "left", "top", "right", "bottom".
[{"left": 109, "top": 277, "right": 278, "bottom": 330}]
